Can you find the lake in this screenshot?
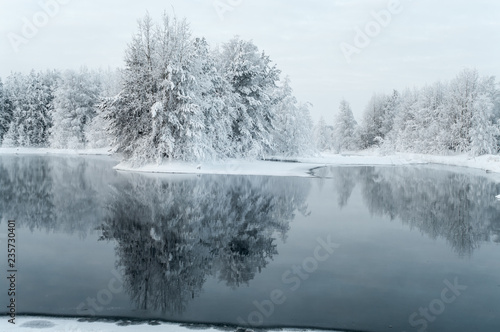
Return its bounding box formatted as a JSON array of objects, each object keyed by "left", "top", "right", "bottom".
[{"left": 1, "top": 155, "right": 499, "bottom": 332}]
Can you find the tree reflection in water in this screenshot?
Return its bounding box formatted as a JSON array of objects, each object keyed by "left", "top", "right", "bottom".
[
  {"left": 0, "top": 155, "right": 114, "bottom": 236},
  {"left": 320, "top": 166, "right": 500, "bottom": 255},
  {"left": 2, "top": 155, "right": 499, "bottom": 318},
  {"left": 98, "top": 174, "right": 311, "bottom": 314}
]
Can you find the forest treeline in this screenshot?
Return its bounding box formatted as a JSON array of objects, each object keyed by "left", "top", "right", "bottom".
[
  {"left": 1, "top": 13, "right": 499, "bottom": 162},
  {"left": 0, "top": 13, "right": 314, "bottom": 164},
  {"left": 319, "top": 68, "right": 500, "bottom": 156}
]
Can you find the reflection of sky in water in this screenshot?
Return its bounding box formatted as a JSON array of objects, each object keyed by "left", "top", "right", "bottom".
[{"left": 0, "top": 155, "right": 499, "bottom": 332}]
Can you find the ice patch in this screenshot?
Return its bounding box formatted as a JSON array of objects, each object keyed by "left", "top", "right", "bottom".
[{"left": 20, "top": 320, "right": 56, "bottom": 328}]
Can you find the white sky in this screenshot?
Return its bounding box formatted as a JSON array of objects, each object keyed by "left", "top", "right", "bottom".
[{"left": 1, "top": 0, "right": 499, "bottom": 122}]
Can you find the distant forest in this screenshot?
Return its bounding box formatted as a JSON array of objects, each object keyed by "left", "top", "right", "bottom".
[
  {"left": 319, "top": 67, "right": 500, "bottom": 156},
  {"left": 1, "top": 13, "right": 499, "bottom": 163}
]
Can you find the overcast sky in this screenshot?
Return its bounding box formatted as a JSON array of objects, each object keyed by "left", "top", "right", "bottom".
[{"left": 1, "top": 0, "right": 499, "bottom": 122}]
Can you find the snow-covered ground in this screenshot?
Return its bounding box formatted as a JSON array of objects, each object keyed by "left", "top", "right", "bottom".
[
  {"left": 114, "top": 159, "right": 319, "bottom": 177},
  {"left": 0, "top": 147, "right": 112, "bottom": 156},
  {"left": 0, "top": 316, "right": 330, "bottom": 332},
  {"left": 302, "top": 150, "right": 500, "bottom": 173},
  {"left": 115, "top": 150, "right": 500, "bottom": 179},
  {"left": 2, "top": 147, "right": 500, "bottom": 179}
]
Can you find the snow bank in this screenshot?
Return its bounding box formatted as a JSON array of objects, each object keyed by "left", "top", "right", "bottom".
[
  {"left": 0, "top": 147, "right": 112, "bottom": 156},
  {"left": 0, "top": 316, "right": 334, "bottom": 332},
  {"left": 2, "top": 147, "right": 500, "bottom": 180},
  {"left": 298, "top": 150, "right": 500, "bottom": 173},
  {"left": 115, "top": 159, "right": 319, "bottom": 177},
  {"left": 115, "top": 151, "right": 500, "bottom": 179}
]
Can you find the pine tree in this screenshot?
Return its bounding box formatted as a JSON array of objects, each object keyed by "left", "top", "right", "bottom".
[
  {"left": 333, "top": 99, "right": 358, "bottom": 153},
  {"left": 0, "top": 78, "right": 13, "bottom": 145},
  {"left": 359, "top": 94, "right": 386, "bottom": 148},
  {"left": 85, "top": 68, "right": 122, "bottom": 149},
  {"left": 470, "top": 94, "right": 499, "bottom": 155},
  {"left": 105, "top": 13, "right": 223, "bottom": 163},
  {"left": 50, "top": 68, "right": 101, "bottom": 149},
  {"left": 387, "top": 88, "right": 420, "bottom": 152},
  {"left": 221, "top": 37, "right": 281, "bottom": 158},
  {"left": 380, "top": 90, "right": 399, "bottom": 138},
  {"left": 446, "top": 68, "right": 480, "bottom": 152},
  {"left": 102, "top": 13, "right": 309, "bottom": 163},
  {"left": 104, "top": 13, "right": 160, "bottom": 163},
  {"left": 272, "top": 78, "right": 314, "bottom": 156},
  {"left": 3, "top": 71, "right": 56, "bottom": 147},
  {"left": 314, "top": 116, "right": 332, "bottom": 151},
  {"left": 194, "top": 37, "right": 236, "bottom": 159}
]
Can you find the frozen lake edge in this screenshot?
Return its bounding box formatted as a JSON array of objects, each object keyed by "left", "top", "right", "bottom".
[
  {"left": 1, "top": 315, "right": 341, "bottom": 332},
  {"left": 2, "top": 147, "right": 500, "bottom": 181}
]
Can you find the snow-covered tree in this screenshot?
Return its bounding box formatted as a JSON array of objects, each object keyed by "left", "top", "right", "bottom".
[
  {"left": 333, "top": 99, "right": 358, "bottom": 152},
  {"left": 0, "top": 78, "right": 12, "bottom": 145},
  {"left": 194, "top": 37, "right": 237, "bottom": 159},
  {"left": 151, "top": 16, "right": 208, "bottom": 161},
  {"left": 380, "top": 90, "right": 399, "bottom": 138},
  {"left": 271, "top": 77, "right": 314, "bottom": 156},
  {"left": 3, "top": 71, "right": 57, "bottom": 147},
  {"left": 85, "top": 68, "right": 121, "bottom": 149},
  {"left": 314, "top": 116, "right": 333, "bottom": 151},
  {"left": 358, "top": 94, "right": 387, "bottom": 148},
  {"left": 385, "top": 88, "right": 420, "bottom": 152},
  {"left": 50, "top": 68, "right": 101, "bottom": 149},
  {"left": 105, "top": 14, "right": 229, "bottom": 163},
  {"left": 470, "top": 94, "right": 499, "bottom": 155},
  {"left": 221, "top": 37, "right": 281, "bottom": 158},
  {"left": 446, "top": 68, "right": 480, "bottom": 152},
  {"left": 382, "top": 69, "right": 499, "bottom": 156},
  {"left": 101, "top": 13, "right": 306, "bottom": 164},
  {"left": 100, "top": 13, "right": 157, "bottom": 162}
]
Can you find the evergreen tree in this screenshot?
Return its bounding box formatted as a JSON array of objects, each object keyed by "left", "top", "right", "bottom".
[
  {"left": 470, "top": 94, "right": 499, "bottom": 155},
  {"left": 333, "top": 99, "right": 358, "bottom": 153},
  {"left": 314, "top": 116, "right": 332, "bottom": 151},
  {"left": 50, "top": 68, "right": 101, "bottom": 148},
  {"left": 380, "top": 90, "right": 399, "bottom": 138},
  {"left": 194, "top": 37, "right": 236, "bottom": 159},
  {"left": 221, "top": 37, "right": 281, "bottom": 158},
  {"left": 102, "top": 14, "right": 298, "bottom": 164},
  {"left": 3, "top": 71, "right": 56, "bottom": 147},
  {"left": 0, "top": 78, "right": 13, "bottom": 145},
  {"left": 358, "top": 94, "right": 386, "bottom": 148},
  {"left": 446, "top": 68, "right": 480, "bottom": 152},
  {"left": 105, "top": 13, "right": 218, "bottom": 163},
  {"left": 272, "top": 78, "right": 314, "bottom": 156}
]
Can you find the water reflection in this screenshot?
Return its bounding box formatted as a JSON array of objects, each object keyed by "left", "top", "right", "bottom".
[
  {"left": 317, "top": 166, "right": 500, "bottom": 255},
  {"left": 98, "top": 174, "right": 311, "bottom": 314},
  {"left": 2, "top": 155, "right": 500, "bottom": 327},
  {"left": 0, "top": 155, "right": 311, "bottom": 315},
  {"left": 0, "top": 155, "right": 114, "bottom": 235}
]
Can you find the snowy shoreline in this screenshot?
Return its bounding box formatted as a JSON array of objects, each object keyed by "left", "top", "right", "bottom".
[
  {"left": 114, "top": 151, "right": 500, "bottom": 179},
  {"left": 0, "top": 315, "right": 339, "bottom": 332},
  {"left": 2, "top": 147, "right": 500, "bottom": 179},
  {"left": 0, "top": 147, "right": 112, "bottom": 156}
]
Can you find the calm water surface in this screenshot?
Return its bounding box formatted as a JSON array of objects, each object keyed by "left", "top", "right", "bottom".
[{"left": 0, "top": 155, "right": 499, "bottom": 332}]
